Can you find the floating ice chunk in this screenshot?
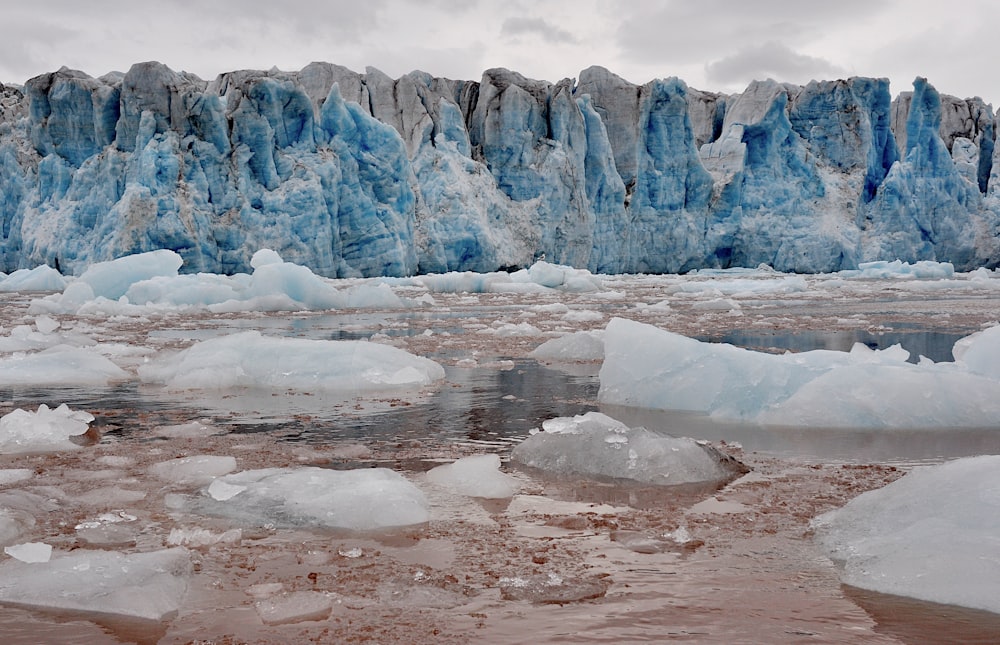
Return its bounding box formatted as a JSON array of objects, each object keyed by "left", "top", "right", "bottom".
[
  {"left": 255, "top": 590, "right": 333, "bottom": 625},
  {"left": 79, "top": 250, "right": 184, "bottom": 300},
  {"left": 167, "top": 527, "right": 242, "bottom": 547},
  {"left": 0, "top": 508, "right": 35, "bottom": 546},
  {"left": 250, "top": 248, "right": 284, "bottom": 268},
  {"left": 33, "top": 315, "right": 59, "bottom": 334},
  {"left": 499, "top": 573, "right": 610, "bottom": 603},
  {"left": 511, "top": 412, "right": 746, "bottom": 486},
  {"left": 193, "top": 467, "right": 429, "bottom": 531},
  {"left": 207, "top": 478, "right": 247, "bottom": 501},
  {"left": 846, "top": 260, "right": 956, "bottom": 279},
  {"left": 0, "top": 547, "right": 192, "bottom": 621},
  {"left": 426, "top": 454, "right": 520, "bottom": 498},
  {"left": 561, "top": 309, "right": 604, "bottom": 323},
  {"left": 952, "top": 324, "right": 1000, "bottom": 379},
  {"left": 598, "top": 318, "right": 1000, "bottom": 428},
  {"left": 139, "top": 331, "right": 444, "bottom": 391},
  {"left": 0, "top": 404, "right": 94, "bottom": 454},
  {"left": 813, "top": 455, "right": 1000, "bottom": 614},
  {"left": 150, "top": 455, "right": 237, "bottom": 486},
  {"left": 4, "top": 542, "right": 51, "bottom": 563},
  {"left": 0, "top": 265, "right": 67, "bottom": 292},
  {"left": 0, "top": 469, "right": 33, "bottom": 485},
  {"left": 529, "top": 331, "right": 605, "bottom": 362},
  {"left": 0, "top": 345, "right": 128, "bottom": 386}
]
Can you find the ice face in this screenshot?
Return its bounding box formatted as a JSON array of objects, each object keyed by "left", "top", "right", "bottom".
[
  {"left": 813, "top": 455, "right": 1000, "bottom": 614},
  {"left": 187, "top": 467, "right": 430, "bottom": 531},
  {"left": 510, "top": 411, "right": 747, "bottom": 486},
  {"left": 3, "top": 65, "right": 1000, "bottom": 278},
  {"left": 138, "top": 330, "right": 445, "bottom": 391},
  {"left": 598, "top": 317, "right": 1000, "bottom": 428}
]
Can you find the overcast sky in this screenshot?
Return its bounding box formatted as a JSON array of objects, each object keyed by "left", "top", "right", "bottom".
[{"left": 3, "top": 0, "right": 997, "bottom": 106}]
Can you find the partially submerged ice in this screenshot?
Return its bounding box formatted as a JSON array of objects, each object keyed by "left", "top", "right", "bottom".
[
  {"left": 598, "top": 317, "right": 1000, "bottom": 428},
  {"left": 425, "top": 454, "right": 520, "bottom": 498},
  {"left": 511, "top": 412, "right": 747, "bottom": 486},
  {"left": 190, "top": 466, "right": 430, "bottom": 531},
  {"left": 0, "top": 547, "right": 192, "bottom": 621},
  {"left": 0, "top": 404, "right": 93, "bottom": 454},
  {"left": 813, "top": 455, "right": 1000, "bottom": 614},
  {"left": 138, "top": 330, "right": 445, "bottom": 391}
]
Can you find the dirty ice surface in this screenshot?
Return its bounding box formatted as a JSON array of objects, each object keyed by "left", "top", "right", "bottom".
[
  {"left": 0, "top": 252, "right": 1000, "bottom": 640},
  {"left": 813, "top": 454, "right": 1000, "bottom": 614}
]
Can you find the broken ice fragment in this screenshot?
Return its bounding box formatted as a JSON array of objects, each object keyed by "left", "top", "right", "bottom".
[{"left": 4, "top": 542, "right": 52, "bottom": 563}]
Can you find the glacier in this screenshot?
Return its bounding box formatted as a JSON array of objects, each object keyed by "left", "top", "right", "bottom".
[{"left": 2, "top": 63, "right": 1000, "bottom": 276}]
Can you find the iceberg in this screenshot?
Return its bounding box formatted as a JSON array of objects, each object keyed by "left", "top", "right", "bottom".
[
  {"left": 813, "top": 455, "right": 1000, "bottom": 614},
  {"left": 510, "top": 412, "right": 747, "bottom": 486},
  {"left": 187, "top": 466, "right": 429, "bottom": 531},
  {"left": 2, "top": 63, "right": 999, "bottom": 277},
  {"left": 138, "top": 330, "right": 445, "bottom": 391},
  {"left": 598, "top": 317, "right": 1000, "bottom": 427}
]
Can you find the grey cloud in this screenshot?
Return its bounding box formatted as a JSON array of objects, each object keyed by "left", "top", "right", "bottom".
[
  {"left": 705, "top": 41, "right": 845, "bottom": 86},
  {"left": 614, "top": 0, "right": 890, "bottom": 64},
  {"left": 501, "top": 17, "right": 579, "bottom": 44}
]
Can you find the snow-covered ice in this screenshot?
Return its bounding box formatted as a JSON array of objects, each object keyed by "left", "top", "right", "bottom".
[
  {"left": 813, "top": 455, "right": 1000, "bottom": 614},
  {"left": 511, "top": 412, "right": 746, "bottom": 485},
  {"left": 189, "top": 467, "right": 430, "bottom": 531},
  {"left": 0, "top": 404, "right": 94, "bottom": 454},
  {"left": 425, "top": 454, "right": 520, "bottom": 498},
  {"left": 599, "top": 317, "right": 1000, "bottom": 428},
  {"left": 138, "top": 330, "right": 445, "bottom": 391}
]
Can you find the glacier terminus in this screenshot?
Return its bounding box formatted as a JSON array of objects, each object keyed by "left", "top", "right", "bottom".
[{"left": 1, "top": 62, "right": 999, "bottom": 276}]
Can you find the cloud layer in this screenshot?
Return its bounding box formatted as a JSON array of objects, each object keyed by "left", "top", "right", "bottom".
[{"left": 2, "top": 0, "right": 998, "bottom": 105}]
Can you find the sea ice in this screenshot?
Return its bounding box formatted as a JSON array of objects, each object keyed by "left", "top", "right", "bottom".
[
  {"left": 0, "top": 265, "right": 67, "bottom": 292},
  {"left": 511, "top": 412, "right": 746, "bottom": 486},
  {"left": 425, "top": 454, "right": 520, "bottom": 498},
  {"left": 0, "top": 345, "right": 128, "bottom": 386},
  {"left": 598, "top": 317, "right": 1000, "bottom": 428},
  {"left": 190, "top": 467, "right": 430, "bottom": 530},
  {"left": 813, "top": 455, "right": 1000, "bottom": 614},
  {"left": 0, "top": 547, "right": 192, "bottom": 621},
  {"left": 138, "top": 330, "right": 445, "bottom": 391},
  {"left": 0, "top": 404, "right": 94, "bottom": 453}
]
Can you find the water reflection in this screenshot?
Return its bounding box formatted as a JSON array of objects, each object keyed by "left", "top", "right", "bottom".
[{"left": 701, "top": 327, "right": 968, "bottom": 363}]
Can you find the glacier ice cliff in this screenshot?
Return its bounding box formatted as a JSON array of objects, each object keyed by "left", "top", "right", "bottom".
[{"left": 2, "top": 62, "right": 1000, "bottom": 276}]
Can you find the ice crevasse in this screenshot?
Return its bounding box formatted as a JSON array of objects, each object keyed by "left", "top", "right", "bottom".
[{"left": 1, "top": 63, "right": 1000, "bottom": 277}]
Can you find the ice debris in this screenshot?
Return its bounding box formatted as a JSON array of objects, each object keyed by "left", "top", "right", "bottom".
[
  {"left": 511, "top": 411, "right": 747, "bottom": 486},
  {"left": 813, "top": 455, "right": 1000, "bottom": 614},
  {"left": 149, "top": 455, "right": 238, "bottom": 485}
]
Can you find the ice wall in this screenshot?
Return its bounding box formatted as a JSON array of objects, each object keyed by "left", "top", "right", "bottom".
[{"left": 2, "top": 63, "right": 999, "bottom": 276}]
